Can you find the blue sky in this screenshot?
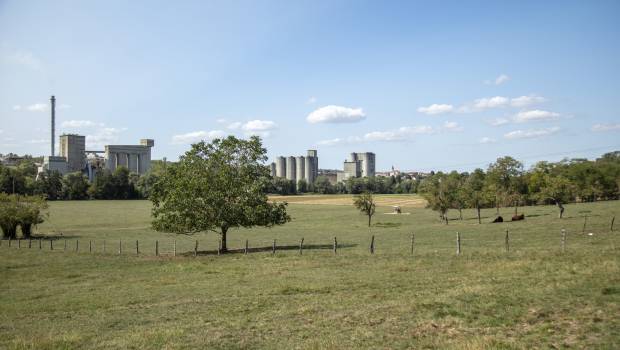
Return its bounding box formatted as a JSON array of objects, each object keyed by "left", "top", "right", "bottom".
[{"left": 1, "top": 0, "right": 619, "bottom": 172}]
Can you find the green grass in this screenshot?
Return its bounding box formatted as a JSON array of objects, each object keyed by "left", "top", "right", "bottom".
[{"left": 1, "top": 196, "right": 619, "bottom": 349}]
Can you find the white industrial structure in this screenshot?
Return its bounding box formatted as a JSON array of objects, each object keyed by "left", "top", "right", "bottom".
[
  {"left": 336, "top": 152, "right": 376, "bottom": 182},
  {"left": 270, "top": 150, "right": 319, "bottom": 188}
]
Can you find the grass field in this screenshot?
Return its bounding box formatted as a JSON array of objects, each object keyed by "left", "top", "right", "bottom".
[{"left": 1, "top": 195, "right": 619, "bottom": 349}]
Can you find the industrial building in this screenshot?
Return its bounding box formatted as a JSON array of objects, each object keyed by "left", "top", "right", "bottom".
[
  {"left": 336, "top": 152, "right": 376, "bottom": 182},
  {"left": 38, "top": 96, "right": 154, "bottom": 181},
  {"left": 270, "top": 150, "right": 319, "bottom": 187}
]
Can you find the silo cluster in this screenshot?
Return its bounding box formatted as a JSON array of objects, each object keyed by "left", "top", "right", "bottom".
[{"left": 270, "top": 150, "right": 319, "bottom": 188}]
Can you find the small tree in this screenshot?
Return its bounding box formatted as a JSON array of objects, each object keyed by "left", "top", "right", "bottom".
[
  {"left": 150, "top": 136, "right": 290, "bottom": 252},
  {"left": 18, "top": 195, "right": 48, "bottom": 238},
  {"left": 538, "top": 174, "right": 574, "bottom": 218},
  {"left": 353, "top": 191, "right": 376, "bottom": 227}
]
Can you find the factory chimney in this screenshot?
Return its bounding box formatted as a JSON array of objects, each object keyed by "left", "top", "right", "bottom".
[{"left": 50, "top": 95, "right": 55, "bottom": 156}]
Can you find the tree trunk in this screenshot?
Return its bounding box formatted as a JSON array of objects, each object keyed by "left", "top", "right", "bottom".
[
  {"left": 477, "top": 205, "right": 481, "bottom": 224},
  {"left": 220, "top": 226, "right": 228, "bottom": 252},
  {"left": 557, "top": 201, "right": 565, "bottom": 219},
  {"left": 368, "top": 214, "right": 372, "bottom": 227},
  {"left": 21, "top": 223, "right": 32, "bottom": 238},
  {"left": 459, "top": 208, "right": 463, "bottom": 220}
]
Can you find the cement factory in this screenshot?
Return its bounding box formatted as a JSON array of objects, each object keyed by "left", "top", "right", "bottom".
[
  {"left": 270, "top": 150, "right": 376, "bottom": 186},
  {"left": 38, "top": 96, "right": 154, "bottom": 181}
]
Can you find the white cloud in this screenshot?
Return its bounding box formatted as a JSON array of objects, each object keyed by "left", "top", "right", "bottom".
[
  {"left": 58, "top": 104, "right": 71, "bottom": 110},
  {"left": 417, "top": 104, "right": 454, "bottom": 115},
  {"left": 591, "top": 123, "right": 620, "bottom": 132},
  {"left": 26, "top": 103, "right": 47, "bottom": 112},
  {"left": 242, "top": 120, "right": 277, "bottom": 132},
  {"left": 459, "top": 94, "right": 545, "bottom": 112},
  {"left": 318, "top": 125, "right": 435, "bottom": 145},
  {"left": 442, "top": 121, "right": 463, "bottom": 131},
  {"left": 473, "top": 96, "right": 509, "bottom": 109},
  {"left": 510, "top": 95, "right": 546, "bottom": 107},
  {"left": 489, "top": 118, "right": 510, "bottom": 126},
  {"left": 307, "top": 105, "right": 366, "bottom": 124},
  {"left": 4, "top": 50, "right": 43, "bottom": 71},
  {"left": 61, "top": 120, "right": 101, "bottom": 128},
  {"left": 504, "top": 127, "right": 560, "bottom": 140},
  {"left": 12, "top": 105, "right": 21, "bottom": 111},
  {"left": 171, "top": 130, "right": 227, "bottom": 145},
  {"left": 86, "top": 127, "right": 128, "bottom": 148},
  {"left": 479, "top": 137, "right": 496, "bottom": 144},
  {"left": 227, "top": 122, "right": 242, "bottom": 130},
  {"left": 307, "top": 96, "right": 317, "bottom": 104},
  {"left": 485, "top": 74, "right": 510, "bottom": 85},
  {"left": 28, "top": 139, "right": 49, "bottom": 144},
  {"left": 513, "top": 110, "right": 560, "bottom": 123}
]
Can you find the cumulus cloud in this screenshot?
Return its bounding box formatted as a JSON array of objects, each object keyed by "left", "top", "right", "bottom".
[
  {"left": 26, "top": 103, "right": 47, "bottom": 112},
  {"left": 417, "top": 104, "right": 454, "bottom": 115},
  {"left": 317, "top": 125, "right": 435, "bottom": 145},
  {"left": 485, "top": 74, "right": 510, "bottom": 85},
  {"left": 442, "top": 121, "right": 463, "bottom": 131},
  {"left": 479, "top": 137, "right": 497, "bottom": 144},
  {"left": 240, "top": 119, "right": 277, "bottom": 137},
  {"left": 513, "top": 110, "right": 560, "bottom": 123},
  {"left": 489, "top": 118, "right": 510, "bottom": 126},
  {"left": 591, "top": 123, "right": 620, "bottom": 132},
  {"left": 459, "top": 95, "right": 545, "bottom": 112},
  {"left": 504, "top": 127, "right": 560, "bottom": 140},
  {"left": 171, "top": 130, "right": 227, "bottom": 145},
  {"left": 307, "top": 105, "right": 366, "bottom": 124},
  {"left": 227, "top": 122, "right": 242, "bottom": 130},
  {"left": 4, "top": 50, "right": 43, "bottom": 71},
  {"left": 61, "top": 120, "right": 102, "bottom": 128},
  {"left": 86, "top": 127, "right": 128, "bottom": 148}
]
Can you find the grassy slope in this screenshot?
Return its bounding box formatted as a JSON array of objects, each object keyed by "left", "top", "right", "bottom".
[{"left": 1, "top": 196, "right": 619, "bottom": 349}]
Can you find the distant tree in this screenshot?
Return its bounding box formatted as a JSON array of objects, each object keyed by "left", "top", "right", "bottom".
[
  {"left": 419, "top": 174, "right": 451, "bottom": 224},
  {"left": 297, "top": 179, "right": 308, "bottom": 193},
  {"left": 62, "top": 172, "right": 90, "bottom": 200},
  {"left": 34, "top": 170, "right": 63, "bottom": 200},
  {"left": 486, "top": 156, "right": 524, "bottom": 215},
  {"left": 353, "top": 191, "right": 376, "bottom": 227},
  {"left": 463, "top": 168, "right": 487, "bottom": 224},
  {"left": 0, "top": 193, "right": 20, "bottom": 238},
  {"left": 314, "top": 176, "right": 335, "bottom": 194},
  {"left": 150, "top": 136, "right": 290, "bottom": 252},
  {"left": 537, "top": 174, "right": 574, "bottom": 218},
  {"left": 17, "top": 195, "right": 48, "bottom": 238}
]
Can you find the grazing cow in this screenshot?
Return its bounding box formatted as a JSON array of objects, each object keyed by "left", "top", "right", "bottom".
[
  {"left": 512, "top": 214, "right": 525, "bottom": 221},
  {"left": 492, "top": 216, "right": 503, "bottom": 223}
]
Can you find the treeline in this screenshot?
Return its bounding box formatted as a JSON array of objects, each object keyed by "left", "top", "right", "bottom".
[
  {"left": 0, "top": 160, "right": 166, "bottom": 200},
  {"left": 267, "top": 175, "right": 419, "bottom": 195},
  {"left": 418, "top": 152, "right": 620, "bottom": 223}
]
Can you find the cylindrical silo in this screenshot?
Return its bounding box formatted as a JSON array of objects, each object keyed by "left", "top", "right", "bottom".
[
  {"left": 295, "top": 156, "right": 305, "bottom": 183},
  {"left": 304, "top": 156, "right": 316, "bottom": 185},
  {"left": 286, "top": 156, "right": 296, "bottom": 181},
  {"left": 269, "top": 162, "right": 276, "bottom": 177},
  {"left": 275, "top": 157, "right": 286, "bottom": 178}
]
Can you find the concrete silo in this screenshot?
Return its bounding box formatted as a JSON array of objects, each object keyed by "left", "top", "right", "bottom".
[
  {"left": 275, "top": 157, "right": 286, "bottom": 178},
  {"left": 295, "top": 156, "right": 305, "bottom": 184},
  {"left": 286, "top": 156, "right": 296, "bottom": 181}
]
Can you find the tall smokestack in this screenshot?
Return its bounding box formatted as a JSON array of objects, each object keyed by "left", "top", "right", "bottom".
[{"left": 50, "top": 95, "right": 55, "bottom": 156}]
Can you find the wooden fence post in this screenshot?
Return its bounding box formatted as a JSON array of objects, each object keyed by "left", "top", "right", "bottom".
[
  {"left": 136, "top": 240, "right": 139, "bottom": 256},
  {"left": 18, "top": 239, "right": 20, "bottom": 249},
  {"left": 272, "top": 239, "right": 276, "bottom": 255},
  {"left": 299, "top": 238, "right": 304, "bottom": 255},
  {"left": 333, "top": 237, "right": 337, "bottom": 255},
  {"left": 89, "top": 240, "right": 92, "bottom": 253},
  {"left": 50, "top": 239, "right": 53, "bottom": 251},
  {"left": 561, "top": 229, "right": 566, "bottom": 253},
  {"left": 64, "top": 239, "right": 67, "bottom": 251},
  {"left": 582, "top": 216, "right": 587, "bottom": 234},
  {"left": 370, "top": 235, "right": 375, "bottom": 254},
  {"left": 75, "top": 240, "right": 78, "bottom": 252},
  {"left": 28, "top": 239, "right": 32, "bottom": 249},
  {"left": 505, "top": 229, "right": 509, "bottom": 253},
  {"left": 119, "top": 240, "right": 122, "bottom": 255},
  {"left": 456, "top": 232, "right": 461, "bottom": 255},
  {"left": 245, "top": 240, "right": 249, "bottom": 255},
  {"left": 39, "top": 238, "right": 41, "bottom": 250},
  {"left": 155, "top": 240, "right": 159, "bottom": 256},
  {"left": 410, "top": 233, "right": 415, "bottom": 255},
  {"left": 103, "top": 240, "right": 106, "bottom": 254},
  {"left": 173, "top": 240, "right": 176, "bottom": 257},
  {"left": 194, "top": 240, "right": 198, "bottom": 257},
  {"left": 611, "top": 216, "right": 615, "bottom": 232}
]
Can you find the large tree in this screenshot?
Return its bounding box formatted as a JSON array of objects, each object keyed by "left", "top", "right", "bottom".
[
  {"left": 486, "top": 156, "right": 524, "bottom": 215},
  {"left": 150, "top": 136, "right": 290, "bottom": 252}
]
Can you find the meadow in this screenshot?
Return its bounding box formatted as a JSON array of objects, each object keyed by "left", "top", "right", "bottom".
[{"left": 1, "top": 195, "right": 619, "bottom": 349}]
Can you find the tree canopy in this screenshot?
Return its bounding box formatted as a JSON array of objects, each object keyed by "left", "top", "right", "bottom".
[{"left": 150, "top": 136, "right": 290, "bottom": 252}]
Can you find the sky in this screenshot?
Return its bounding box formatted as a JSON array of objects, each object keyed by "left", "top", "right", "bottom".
[{"left": 1, "top": 0, "right": 619, "bottom": 172}]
